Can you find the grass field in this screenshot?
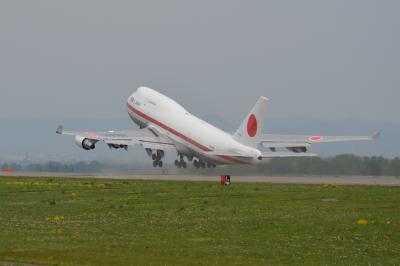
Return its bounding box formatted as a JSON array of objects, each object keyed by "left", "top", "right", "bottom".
[{"left": 0, "top": 176, "right": 399, "bottom": 266}]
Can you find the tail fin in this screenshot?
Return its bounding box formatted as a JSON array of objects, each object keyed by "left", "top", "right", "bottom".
[{"left": 233, "top": 96, "right": 269, "bottom": 147}]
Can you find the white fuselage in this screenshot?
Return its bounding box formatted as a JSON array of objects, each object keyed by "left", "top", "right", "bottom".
[{"left": 126, "top": 87, "right": 261, "bottom": 165}]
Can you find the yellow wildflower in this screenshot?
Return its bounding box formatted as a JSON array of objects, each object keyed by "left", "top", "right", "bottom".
[
  {"left": 357, "top": 219, "right": 368, "bottom": 225},
  {"left": 81, "top": 183, "right": 93, "bottom": 189},
  {"left": 53, "top": 215, "right": 64, "bottom": 222},
  {"left": 46, "top": 215, "right": 65, "bottom": 222},
  {"left": 322, "top": 184, "right": 338, "bottom": 188}
]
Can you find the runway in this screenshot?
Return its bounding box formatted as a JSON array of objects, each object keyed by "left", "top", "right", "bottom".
[{"left": 1, "top": 172, "right": 400, "bottom": 186}]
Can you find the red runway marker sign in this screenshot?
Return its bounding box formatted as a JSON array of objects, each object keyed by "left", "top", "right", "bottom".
[{"left": 2, "top": 167, "right": 13, "bottom": 173}]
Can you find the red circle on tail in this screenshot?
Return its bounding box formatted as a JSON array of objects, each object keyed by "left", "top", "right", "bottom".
[{"left": 247, "top": 114, "right": 258, "bottom": 137}]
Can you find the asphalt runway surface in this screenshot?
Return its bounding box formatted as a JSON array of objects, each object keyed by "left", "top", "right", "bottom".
[{"left": 1, "top": 172, "right": 400, "bottom": 186}]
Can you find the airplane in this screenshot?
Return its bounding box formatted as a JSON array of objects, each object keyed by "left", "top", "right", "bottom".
[{"left": 56, "top": 86, "right": 379, "bottom": 169}]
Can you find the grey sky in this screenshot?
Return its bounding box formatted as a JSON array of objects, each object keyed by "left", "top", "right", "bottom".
[{"left": 1, "top": 1, "right": 399, "bottom": 124}]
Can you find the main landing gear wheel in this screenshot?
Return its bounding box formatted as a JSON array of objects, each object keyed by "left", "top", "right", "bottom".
[
  {"left": 193, "top": 160, "right": 215, "bottom": 168},
  {"left": 150, "top": 149, "right": 164, "bottom": 168},
  {"left": 207, "top": 163, "right": 216, "bottom": 168},
  {"left": 175, "top": 160, "right": 187, "bottom": 168},
  {"left": 153, "top": 160, "right": 163, "bottom": 167}
]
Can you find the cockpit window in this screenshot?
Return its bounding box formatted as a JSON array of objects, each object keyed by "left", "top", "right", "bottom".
[{"left": 130, "top": 97, "right": 142, "bottom": 106}]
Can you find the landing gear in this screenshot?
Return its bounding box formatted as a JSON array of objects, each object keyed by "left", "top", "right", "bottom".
[
  {"left": 175, "top": 160, "right": 187, "bottom": 168},
  {"left": 174, "top": 154, "right": 216, "bottom": 169},
  {"left": 175, "top": 156, "right": 187, "bottom": 169},
  {"left": 207, "top": 162, "right": 216, "bottom": 168},
  {"left": 193, "top": 160, "right": 203, "bottom": 168},
  {"left": 150, "top": 149, "right": 164, "bottom": 168},
  {"left": 193, "top": 160, "right": 215, "bottom": 168},
  {"left": 152, "top": 158, "right": 163, "bottom": 167}
]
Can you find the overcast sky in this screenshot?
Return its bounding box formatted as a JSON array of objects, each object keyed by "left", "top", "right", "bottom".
[{"left": 0, "top": 1, "right": 399, "bottom": 124}]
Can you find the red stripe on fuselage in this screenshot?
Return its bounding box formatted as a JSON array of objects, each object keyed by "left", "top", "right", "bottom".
[
  {"left": 218, "top": 155, "right": 248, "bottom": 164},
  {"left": 127, "top": 103, "right": 248, "bottom": 164},
  {"left": 127, "top": 103, "right": 213, "bottom": 152}
]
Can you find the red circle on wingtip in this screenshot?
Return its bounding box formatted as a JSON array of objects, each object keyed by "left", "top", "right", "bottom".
[
  {"left": 309, "top": 136, "right": 322, "bottom": 141},
  {"left": 247, "top": 114, "right": 258, "bottom": 137}
]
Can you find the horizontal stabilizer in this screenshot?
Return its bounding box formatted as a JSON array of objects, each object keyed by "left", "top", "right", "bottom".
[{"left": 370, "top": 131, "right": 380, "bottom": 140}]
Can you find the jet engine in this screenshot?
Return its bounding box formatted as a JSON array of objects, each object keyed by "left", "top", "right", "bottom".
[{"left": 75, "top": 136, "right": 97, "bottom": 150}]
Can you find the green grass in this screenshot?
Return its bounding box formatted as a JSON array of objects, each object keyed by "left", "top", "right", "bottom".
[{"left": 0, "top": 177, "right": 399, "bottom": 266}]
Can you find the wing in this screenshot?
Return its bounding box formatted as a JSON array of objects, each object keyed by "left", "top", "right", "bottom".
[
  {"left": 260, "top": 152, "right": 318, "bottom": 158},
  {"left": 259, "top": 132, "right": 380, "bottom": 150},
  {"left": 56, "top": 125, "right": 175, "bottom": 151},
  {"left": 205, "top": 150, "right": 318, "bottom": 158}
]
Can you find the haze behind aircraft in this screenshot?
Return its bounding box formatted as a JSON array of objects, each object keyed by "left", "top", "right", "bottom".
[{"left": 57, "top": 87, "right": 379, "bottom": 168}]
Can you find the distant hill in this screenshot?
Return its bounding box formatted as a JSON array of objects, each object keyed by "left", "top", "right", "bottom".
[{"left": 0, "top": 116, "right": 398, "bottom": 163}]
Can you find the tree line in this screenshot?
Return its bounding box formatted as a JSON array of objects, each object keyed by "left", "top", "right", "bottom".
[
  {"left": 1, "top": 154, "right": 400, "bottom": 177},
  {"left": 253, "top": 154, "right": 400, "bottom": 176}
]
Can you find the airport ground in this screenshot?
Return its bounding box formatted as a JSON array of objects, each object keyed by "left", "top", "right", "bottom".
[
  {"left": 1, "top": 171, "right": 400, "bottom": 186},
  {"left": 0, "top": 175, "right": 399, "bottom": 265}
]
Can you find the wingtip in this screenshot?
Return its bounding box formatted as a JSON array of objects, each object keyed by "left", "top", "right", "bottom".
[
  {"left": 370, "top": 131, "right": 380, "bottom": 140},
  {"left": 56, "top": 125, "right": 63, "bottom": 134}
]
